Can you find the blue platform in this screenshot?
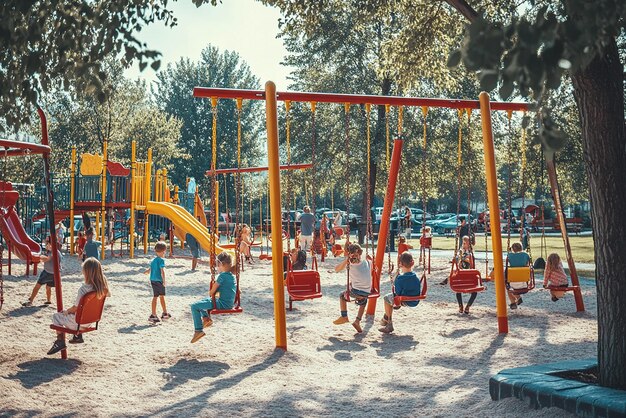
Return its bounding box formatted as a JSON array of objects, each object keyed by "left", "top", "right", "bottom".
[{"left": 490, "top": 359, "right": 626, "bottom": 417}]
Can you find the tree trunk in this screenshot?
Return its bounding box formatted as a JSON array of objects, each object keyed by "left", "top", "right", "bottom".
[{"left": 570, "top": 37, "right": 626, "bottom": 390}]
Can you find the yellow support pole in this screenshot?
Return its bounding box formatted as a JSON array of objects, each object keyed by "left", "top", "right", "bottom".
[
  {"left": 479, "top": 92, "right": 508, "bottom": 334},
  {"left": 265, "top": 81, "right": 287, "bottom": 350},
  {"left": 69, "top": 146, "right": 77, "bottom": 255},
  {"left": 101, "top": 140, "right": 108, "bottom": 260},
  {"left": 144, "top": 148, "right": 152, "bottom": 254},
  {"left": 130, "top": 141, "right": 136, "bottom": 258}
]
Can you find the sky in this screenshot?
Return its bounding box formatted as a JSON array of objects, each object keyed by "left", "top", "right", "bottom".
[{"left": 125, "top": 0, "right": 292, "bottom": 90}]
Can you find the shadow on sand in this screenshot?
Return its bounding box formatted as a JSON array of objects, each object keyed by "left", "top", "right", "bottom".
[{"left": 5, "top": 358, "right": 82, "bottom": 389}]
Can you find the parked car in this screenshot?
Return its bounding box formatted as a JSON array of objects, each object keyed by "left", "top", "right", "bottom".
[
  {"left": 425, "top": 212, "right": 456, "bottom": 228},
  {"left": 434, "top": 215, "right": 476, "bottom": 235}
]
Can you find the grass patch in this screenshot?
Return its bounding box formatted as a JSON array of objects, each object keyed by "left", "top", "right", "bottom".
[{"left": 407, "top": 234, "right": 595, "bottom": 264}]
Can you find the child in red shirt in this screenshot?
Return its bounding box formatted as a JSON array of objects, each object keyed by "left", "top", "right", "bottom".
[{"left": 397, "top": 235, "right": 413, "bottom": 266}]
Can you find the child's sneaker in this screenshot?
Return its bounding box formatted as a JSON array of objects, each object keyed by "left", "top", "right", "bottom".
[
  {"left": 21, "top": 300, "right": 33, "bottom": 307},
  {"left": 148, "top": 314, "right": 160, "bottom": 323},
  {"left": 379, "top": 318, "right": 389, "bottom": 326},
  {"left": 509, "top": 303, "right": 518, "bottom": 310},
  {"left": 202, "top": 317, "right": 213, "bottom": 328},
  {"left": 333, "top": 316, "right": 349, "bottom": 325},
  {"left": 379, "top": 323, "right": 394, "bottom": 334},
  {"left": 161, "top": 312, "right": 171, "bottom": 320},
  {"left": 190, "top": 331, "right": 206, "bottom": 343},
  {"left": 69, "top": 334, "right": 84, "bottom": 344},
  {"left": 551, "top": 296, "right": 559, "bottom": 302},
  {"left": 352, "top": 320, "right": 363, "bottom": 333}
]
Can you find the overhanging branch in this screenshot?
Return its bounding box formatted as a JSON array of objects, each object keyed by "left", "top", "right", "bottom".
[{"left": 443, "top": 0, "right": 479, "bottom": 22}]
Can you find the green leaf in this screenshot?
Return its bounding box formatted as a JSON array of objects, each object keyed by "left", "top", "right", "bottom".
[
  {"left": 479, "top": 70, "right": 499, "bottom": 91},
  {"left": 499, "top": 80, "right": 514, "bottom": 100},
  {"left": 447, "top": 50, "right": 461, "bottom": 68}
]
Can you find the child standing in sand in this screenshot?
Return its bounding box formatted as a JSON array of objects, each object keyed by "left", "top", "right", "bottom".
[
  {"left": 379, "top": 252, "right": 421, "bottom": 334},
  {"left": 190, "top": 252, "right": 237, "bottom": 343},
  {"left": 239, "top": 224, "right": 253, "bottom": 264},
  {"left": 47, "top": 257, "right": 110, "bottom": 354},
  {"left": 22, "top": 237, "right": 62, "bottom": 307},
  {"left": 83, "top": 227, "right": 101, "bottom": 261},
  {"left": 543, "top": 253, "right": 569, "bottom": 301},
  {"left": 75, "top": 230, "right": 87, "bottom": 259},
  {"left": 144, "top": 241, "right": 170, "bottom": 323},
  {"left": 333, "top": 243, "right": 371, "bottom": 333}
]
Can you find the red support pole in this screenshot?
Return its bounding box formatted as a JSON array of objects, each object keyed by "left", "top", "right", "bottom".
[
  {"left": 193, "top": 87, "right": 529, "bottom": 112},
  {"left": 366, "top": 137, "right": 404, "bottom": 316},
  {"left": 38, "top": 107, "right": 66, "bottom": 359}
]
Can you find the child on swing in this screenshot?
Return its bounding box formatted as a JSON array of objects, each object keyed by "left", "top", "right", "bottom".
[
  {"left": 379, "top": 252, "right": 421, "bottom": 334},
  {"left": 190, "top": 252, "right": 237, "bottom": 343},
  {"left": 543, "top": 252, "right": 569, "bottom": 301},
  {"left": 333, "top": 243, "right": 371, "bottom": 333},
  {"left": 507, "top": 241, "right": 531, "bottom": 309},
  {"left": 329, "top": 229, "right": 344, "bottom": 257},
  {"left": 47, "top": 257, "right": 110, "bottom": 354},
  {"left": 312, "top": 229, "right": 326, "bottom": 257},
  {"left": 455, "top": 235, "right": 478, "bottom": 314},
  {"left": 397, "top": 235, "right": 413, "bottom": 266}
]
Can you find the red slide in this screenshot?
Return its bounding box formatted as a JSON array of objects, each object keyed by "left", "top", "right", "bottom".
[{"left": 0, "top": 182, "right": 40, "bottom": 275}]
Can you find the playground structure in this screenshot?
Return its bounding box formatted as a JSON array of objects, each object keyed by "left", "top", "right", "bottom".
[
  {"left": 193, "top": 83, "right": 585, "bottom": 350},
  {"left": 21, "top": 141, "right": 225, "bottom": 261}
]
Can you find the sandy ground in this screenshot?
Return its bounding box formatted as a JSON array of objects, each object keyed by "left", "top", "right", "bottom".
[{"left": 0, "top": 245, "right": 597, "bottom": 417}]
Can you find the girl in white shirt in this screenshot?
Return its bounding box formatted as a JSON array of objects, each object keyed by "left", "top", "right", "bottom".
[
  {"left": 47, "top": 257, "right": 110, "bottom": 355},
  {"left": 333, "top": 243, "right": 372, "bottom": 333}
]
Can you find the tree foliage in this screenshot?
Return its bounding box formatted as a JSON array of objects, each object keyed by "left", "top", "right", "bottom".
[
  {"left": 41, "top": 60, "right": 184, "bottom": 175},
  {"left": 152, "top": 45, "right": 264, "bottom": 201},
  {"left": 0, "top": 0, "right": 215, "bottom": 132}
]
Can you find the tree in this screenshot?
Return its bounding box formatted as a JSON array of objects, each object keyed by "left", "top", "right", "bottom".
[
  {"left": 39, "top": 60, "right": 185, "bottom": 177},
  {"left": 152, "top": 45, "right": 264, "bottom": 204},
  {"left": 443, "top": 0, "right": 626, "bottom": 390},
  {"left": 0, "top": 0, "right": 217, "bottom": 133},
  {"left": 263, "top": 0, "right": 624, "bottom": 389}
]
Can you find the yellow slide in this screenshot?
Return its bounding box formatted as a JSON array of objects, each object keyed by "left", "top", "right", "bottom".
[
  {"left": 171, "top": 194, "right": 208, "bottom": 245},
  {"left": 146, "top": 201, "right": 227, "bottom": 255}
]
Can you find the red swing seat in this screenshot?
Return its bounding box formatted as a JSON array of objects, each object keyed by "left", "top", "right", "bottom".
[
  {"left": 49, "top": 291, "right": 106, "bottom": 335},
  {"left": 393, "top": 274, "right": 428, "bottom": 306},
  {"left": 419, "top": 236, "right": 432, "bottom": 248},
  {"left": 210, "top": 289, "right": 243, "bottom": 315},
  {"left": 285, "top": 257, "right": 322, "bottom": 310},
  {"left": 449, "top": 257, "right": 485, "bottom": 293}
]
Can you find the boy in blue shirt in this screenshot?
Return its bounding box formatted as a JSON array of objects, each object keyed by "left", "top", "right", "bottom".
[
  {"left": 83, "top": 227, "right": 101, "bottom": 260},
  {"left": 144, "top": 241, "right": 170, "bottom": 323},
  {"left": 379, "top": 252, "right": 421, "bottom": 334}
]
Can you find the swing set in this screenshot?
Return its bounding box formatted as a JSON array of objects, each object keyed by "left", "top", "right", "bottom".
[{"left": 193, "top": 84, "right": 588, "bottom": 350}]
